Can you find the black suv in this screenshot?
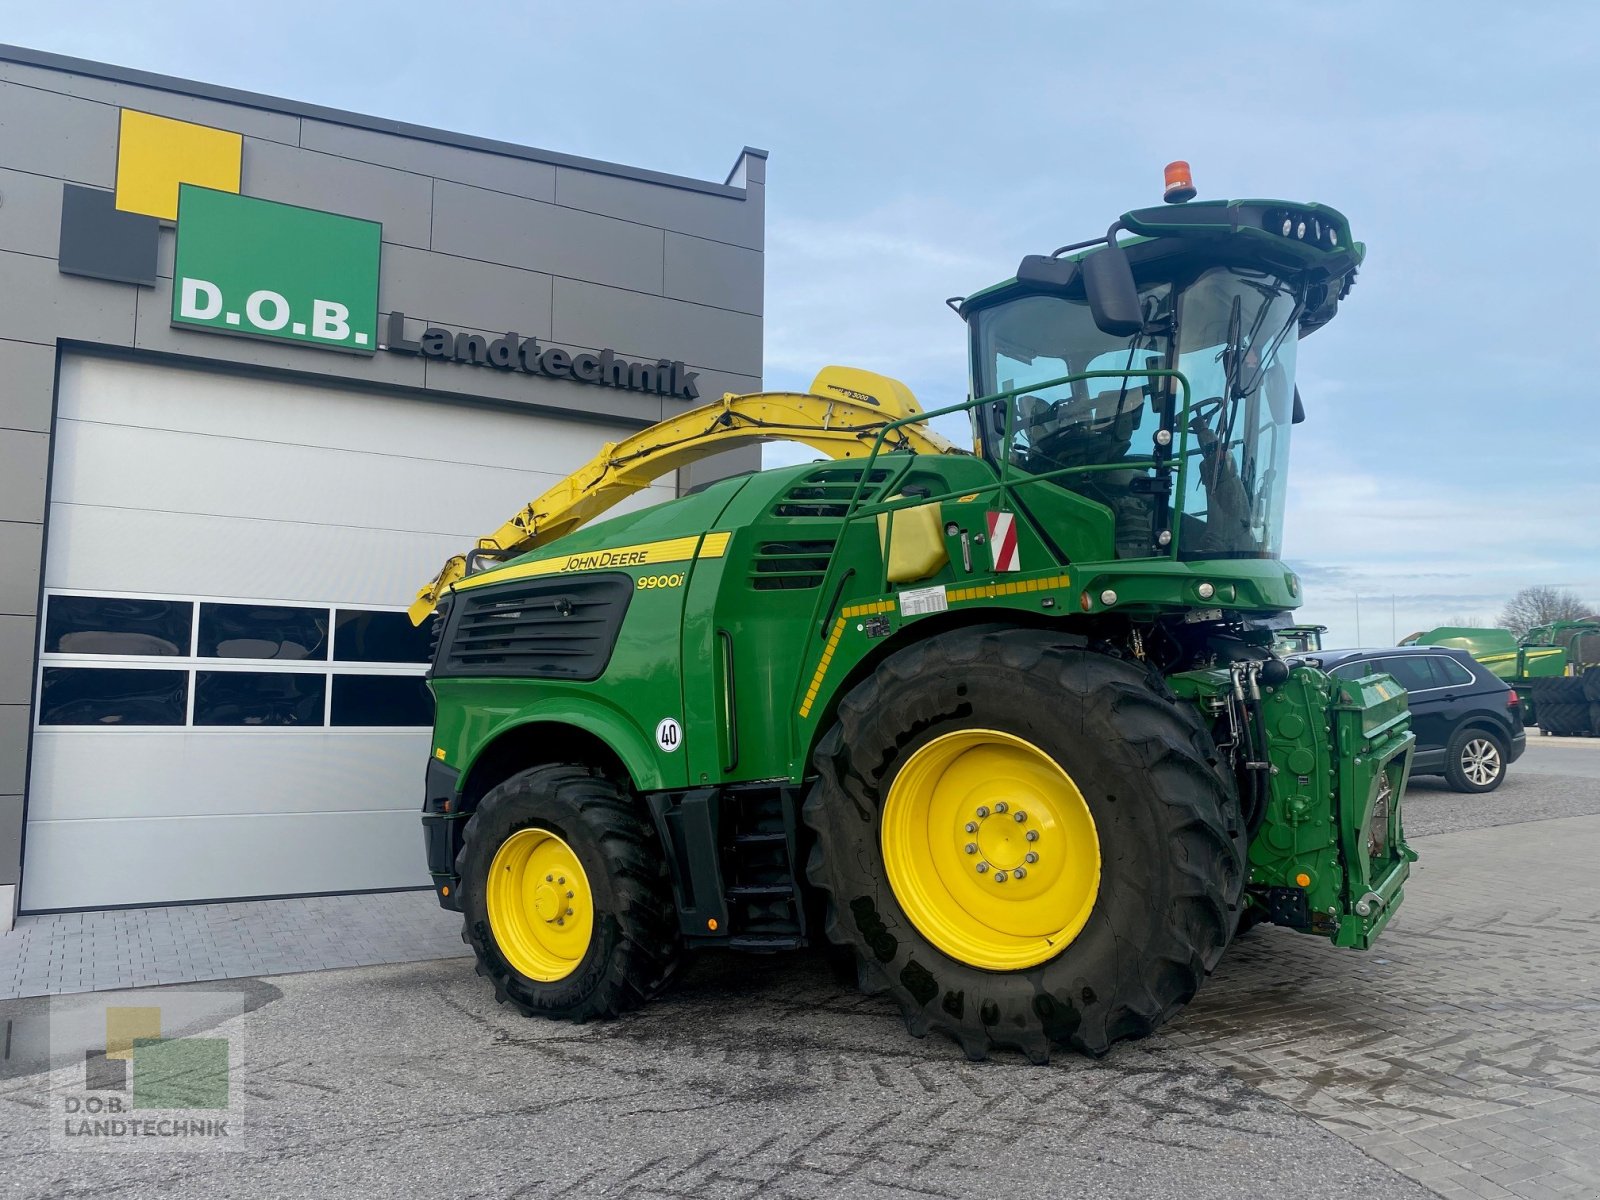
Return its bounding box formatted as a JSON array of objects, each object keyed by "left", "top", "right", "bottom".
[{"left": 1297, "top": 646, "right": 1526, "bottom": 793}]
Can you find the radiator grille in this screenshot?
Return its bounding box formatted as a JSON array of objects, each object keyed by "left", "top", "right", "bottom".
[
  {"left": 750, "top": 540, "right": 837, "bottom": 591},
  {"left": 436, "top": 573, "right": 633, "bottom": 681},
  {"left": 769, "top": 466, "right": 890, "bottom": 518}
]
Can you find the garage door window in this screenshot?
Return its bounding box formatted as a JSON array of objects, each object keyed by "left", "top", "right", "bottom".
[
  {"left": 38, "top": 593, "right": 431, "bottom": 729},
  {"left": 38, "top": 666, "right": 189, "bottom": 725},
  {"left": 199, "top": 603, "right": 328, "bottom": 660},
  {"left": 194, "top": 670, "right": 327, "bottom": 726},
  {"left": 333, "top": 609, "right": 430, "bottom": 663},
  {"left": 43, "top": 595, "right": 191, "bottom": 656},
  {"left": 331, "top": 675, "right": 433, "bottom": 726}
]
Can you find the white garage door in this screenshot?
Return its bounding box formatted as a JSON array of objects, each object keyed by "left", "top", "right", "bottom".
[{"left": 21, "top": 355, "right": 672, "bottom": 911}]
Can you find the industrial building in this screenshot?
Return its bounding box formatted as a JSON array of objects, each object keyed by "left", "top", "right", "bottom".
[{"left": 0, "top": 44, "right": 764, "bottom": 922}]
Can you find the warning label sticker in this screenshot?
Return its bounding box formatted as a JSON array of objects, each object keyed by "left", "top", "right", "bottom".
[{"left": 898, "top": 585, "right": 949, "bottom": 617}]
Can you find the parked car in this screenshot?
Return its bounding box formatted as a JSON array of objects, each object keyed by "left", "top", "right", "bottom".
[{"left": 1294, "top": 646, "right": 1526, "bottom": 793}]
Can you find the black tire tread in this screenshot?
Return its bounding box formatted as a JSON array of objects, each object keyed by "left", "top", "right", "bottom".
[
  {"left": 1532, "top": 676, "right": 1587, "bottom": 707},
  {"left": 803, "top": 627, "right": 1244, "bottom": 1062},
  {"left": 457, "top": 764, "right": 681, "bottom": 1022},
  {"left": 1538, "top": 702, "right": 1590, "bottom": 736}
]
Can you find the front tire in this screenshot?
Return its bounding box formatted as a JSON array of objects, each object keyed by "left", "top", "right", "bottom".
[
  {"left": 457, "top": 765, "right": 681, "bottom": 1021},
  {"left": 1443, "top": 726, "right": 1506, "bottom": 793},
  {"left": 803, "top": 627, "right": 1244, "bottom": 1061}
]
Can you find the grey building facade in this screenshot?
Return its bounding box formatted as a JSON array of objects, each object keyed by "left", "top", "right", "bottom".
[{"left": 0, "top": 44, "right": 765, "bottom": 925}]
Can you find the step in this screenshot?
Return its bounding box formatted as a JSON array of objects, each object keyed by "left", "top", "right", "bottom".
[
  {"left": 726, "top": 883, "right": 794, "bottom": 899},
  {"left": 726, "top": 934, "right": 804, "bottom": 952},
  {"left": 733, "top": 831, "right": 788, "bottom": 846}
]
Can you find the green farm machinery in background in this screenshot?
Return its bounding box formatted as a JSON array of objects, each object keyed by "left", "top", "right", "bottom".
[
  {"left": 1404, "top": 621, "right": 1600, "bottom": 734},
  {"left": 1272, "top": 623, "right": 1327, "bottom": 654},
  {"left": 410, "top": 169, "right": 1416, "bottom": 1060}
]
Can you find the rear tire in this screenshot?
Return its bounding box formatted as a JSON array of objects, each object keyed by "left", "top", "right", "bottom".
[
  {"left": 457, "top": 764, "right": 681, "bottom": 1021},
  {"left": 1538, "top": 702, "right": 1589, "bottom": 736},
  {"left": 1584, "top": 668, "right": 1600, "bottom": 705},
  {"left": 1443, "top": 726, "right": 1506, "bottom": 793},
  {"left": 803, "top": 627, "right": 1244, "bottom": 1061},
  {"left": 1531, "top": 678, "right": 1587, "bottom": 734}
]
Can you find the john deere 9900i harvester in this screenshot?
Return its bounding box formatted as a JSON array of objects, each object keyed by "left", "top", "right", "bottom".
[{"left": 412, "top": 170, "right": 1415, "bottom": 1060}]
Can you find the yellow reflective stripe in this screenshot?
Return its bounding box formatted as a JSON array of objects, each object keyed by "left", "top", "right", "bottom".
[
  {"left": 843, "top": 600, "right": 895, "bottom": 618},
  {"left": 947, "top": 572, "right": 1071, "bottom": 603},
  {"left": 796, "top": 579, "right": 1074, "bottom": 720},
  {"left": 799, "top": 616, "right": 849, "bottom": 719},
  {"left": 456, "top": 531, "right": 733, "bottom": 592},
  {"left": 798, "top": 601, "right": 896, "bottom": 718}
]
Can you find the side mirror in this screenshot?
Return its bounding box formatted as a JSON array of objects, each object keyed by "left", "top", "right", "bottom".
[
  {"left": 1082, "top": 240, "right": 1142, "bottom": 337},
  {"left": 1292, "top": 387, "right": 1306, "bottom": 424}
]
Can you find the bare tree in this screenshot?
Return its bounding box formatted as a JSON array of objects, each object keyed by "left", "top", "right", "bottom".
[{"left": 1498, "top": 586, "right": 1596, "bottom": 639}]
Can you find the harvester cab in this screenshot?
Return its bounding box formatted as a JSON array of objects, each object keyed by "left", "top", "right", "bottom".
[
  {"left": 1273, "top": 624, "right": 1328, "bottom": 654},
  {"left": 955, "top": 180, "right": 1355, "bottom": 600},
  {"left": 415, "top": 166, "right": 1416, "bottom": 1061}
]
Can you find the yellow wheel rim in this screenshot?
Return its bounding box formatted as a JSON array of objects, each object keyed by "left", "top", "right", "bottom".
[
  {"left": 484, "top": 827, "right": 595, "bottom": 982},
  {"left": 881, "top": 729, "right": 1101, "bottom": 971}
]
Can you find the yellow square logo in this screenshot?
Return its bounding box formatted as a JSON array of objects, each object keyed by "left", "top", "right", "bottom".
[
  {"left": 104, "top": 1006, "right": 162, "bottom": 1062},
  {"left": 115, "top": 110, "right": 242, "bottom": 221}
]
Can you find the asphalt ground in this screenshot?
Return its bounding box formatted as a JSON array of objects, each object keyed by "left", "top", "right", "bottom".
[
  {"left": 1403, "top": 734, "right": 1600, "bottom": 836},
  {"left": 2, "top": 737, "right": 1596, "bottom": 1200}
]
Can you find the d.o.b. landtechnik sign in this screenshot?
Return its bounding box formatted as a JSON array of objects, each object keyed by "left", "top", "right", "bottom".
[{"left": 171, "top": 185, "right": 380, "bottom": 354}]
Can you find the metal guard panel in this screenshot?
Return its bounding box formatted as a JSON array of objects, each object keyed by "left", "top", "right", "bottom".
[
  {"left": 434, "top": 572, "right": 634, "bottom": 681},
  {"left": 1334, "top": 674, "right": 1411, "bottom": 739}
]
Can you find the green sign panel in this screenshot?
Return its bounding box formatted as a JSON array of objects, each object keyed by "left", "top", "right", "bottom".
[{"left": 171, "top": 185, "right": 380, "bottom": 354}]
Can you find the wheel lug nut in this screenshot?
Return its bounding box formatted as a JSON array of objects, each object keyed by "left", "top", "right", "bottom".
[
  {"left": 994, "top": 871, "right": 1007, "bottom": 883},
  {"left": 556, "top": 917, "right": 565, "bottom": 925},
  {"left": 965, "top": 822, "right": 978, "bottom": 833},
  {"left": 994, "top": 801, "right": 1008, "bottom": 813},
  {"left": 1014, "top": 810, "right": 1027, "bottom": 823},
  {"left": 546, "top": 874, "right": 554, "bottom": 882},
  {"left": 558, "top": 877, "right": 566, "bottom": 885},
  {"left": 1025, "top": 830, "right": 1039, "bottom": 842},
  {"left": 566, "top": 907, "right": 574, "bottom": 916},
  {"left": 964, "top": 842, "right": 978, "bottom": 855},
  {"left": 1013, "top": 868, "right": 1027, "bottom": 879},
  {"left": 566, "top": 890, "right": 574, "bottom": 898},
  {"left": 976, "top": 861, "right": 989, "bottom": 873},
  {"left": 1025, "top": 851, "right": 1039, "bottom": 863},
  {"left": 976, "top": 806, "right": 990, "bottom": 818}
]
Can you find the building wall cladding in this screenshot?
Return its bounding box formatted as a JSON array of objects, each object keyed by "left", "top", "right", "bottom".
[{"left": 0, "top": 44, "right": 766, "bottom": 896}]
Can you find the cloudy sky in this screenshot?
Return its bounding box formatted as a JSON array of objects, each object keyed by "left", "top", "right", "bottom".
[{"left": 9, "top": 1, "right": 1595, "bottom": 646}]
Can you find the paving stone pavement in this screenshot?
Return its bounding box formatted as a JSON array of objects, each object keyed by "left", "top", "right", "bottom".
[
  {"left": 1169, "top": 811, "right": 1600, "bottom": 1200},
  {"left": 1, "top": 751, "right": 1597, "bottom": 1199},
  {"left": 0, "top": 890, "right": 469, "bottom": 1000},
  {"left": 4, "top": 814, "right": 1595, "bottom": 1200}
]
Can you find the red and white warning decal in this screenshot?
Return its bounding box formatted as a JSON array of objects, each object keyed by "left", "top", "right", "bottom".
[{"left": 986, "top": 510, "right": 1020, "bottom": 572}]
